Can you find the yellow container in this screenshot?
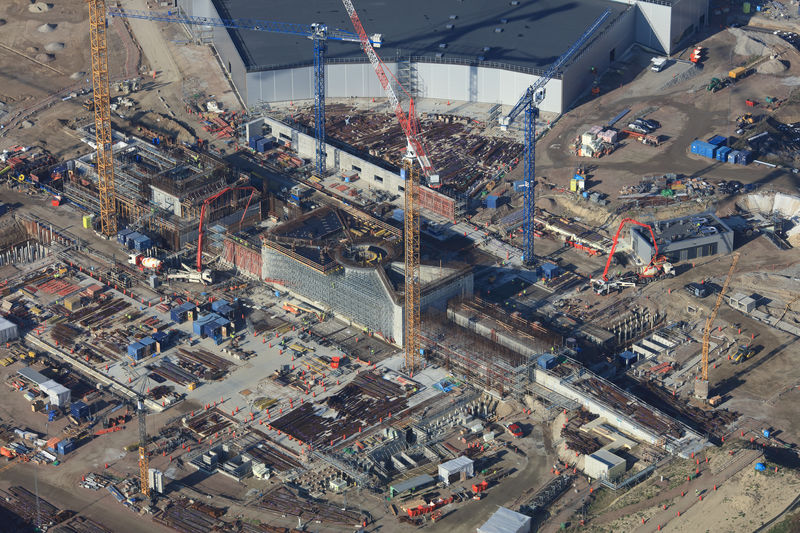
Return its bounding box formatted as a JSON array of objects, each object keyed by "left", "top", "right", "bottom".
[
  {"left": 187, "top": 382, "right": 197, "bottom": 391},
  {"left": 82, "top": 215, "right": 92, "bottom": 229},
  {"left": 570, "top": 179, "right": 578, "bottom": 192},
  {"left": 729, "top": 67, "right": 746, "bottom": 79}
]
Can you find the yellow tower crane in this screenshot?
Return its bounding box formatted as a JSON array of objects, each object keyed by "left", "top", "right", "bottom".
[
  {"left": 87, "top": 0, "right": 118, "bottom": 237},
  {"left": 695, "top": 252, "right": 740, "bottom": 399}
]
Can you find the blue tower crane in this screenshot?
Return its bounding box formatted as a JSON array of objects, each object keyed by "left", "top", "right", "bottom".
[
  {"left": 501, "top": 10, "right": 610, "bottom": 266},
  {"left": 107, "top": 7, "right": 381, "bottom": 177}
]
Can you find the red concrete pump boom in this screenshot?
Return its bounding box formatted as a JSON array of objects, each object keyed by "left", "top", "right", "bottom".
[
  {"left": 196, "top": 186, "right": 256, "bottom": 272},
  {"left": 602, "top": 218, "right": 660, "bottom": 281}
]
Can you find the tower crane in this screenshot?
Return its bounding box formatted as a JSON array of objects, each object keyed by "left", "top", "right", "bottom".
[
  {"left": 87, "top": 0, "right": 118, "bottom": 237},
  {"left": 341, "top": 0, "right": 432, "bottom": 372},
  {"left": 501, "top": 10, "right": 610, "bottom": 265},
  {"left": 695, "top": 252, "right": 740, "bottom": 400},
  {"left": 107, "top": 7, "right": 381, "bottom": 177}
]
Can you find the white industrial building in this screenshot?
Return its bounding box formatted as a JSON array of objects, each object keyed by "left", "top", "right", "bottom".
[
  {"left": 17, "top": 367, "right": 71, "bottom": 407},
  {"left": 178, "top": 0, "right": 708, "bottom": 113},
  {"left": 438, "top": 455, "right": 474, "bottom": 485},
  {"left": 477, "top": 507, "right": 531, "bottom": 533},
  {"left": 0, "top": 316, "right": 19, "bottom": 344},
  {"left": 585, "top": 449, "right": 627, "bottom": 480}
]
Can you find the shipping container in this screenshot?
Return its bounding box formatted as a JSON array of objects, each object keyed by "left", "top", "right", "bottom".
[
  {"left": 248, "top": 135, "right": 262, "bottom": 150},
  {"left": 727, "top": 150, "right": 740, "bottom": 164},
  {"left": 82, "top": 215, "right": 93, "bottom": 229},
  {"left": 125, "top": 232, "right": 142, "bottom": 249},
  {"left": 117, "top": 228, "right": 133, "bottom": 245},
  {"left": 708, "top": 135, "right": 727, "bottom": 146},
  {"left": 513, "top": 180, "right": 528, "bottom": 192},
  {"left": 689, "top": 140, "right": 717, "bottom": 159},
  {"left": 716, "top": 146, "right": 732, "bottom": 162},
  {"left": 140, "top": 337, "right": 156, "bottom": 356},
  {"left": 537, "top": 354, "right": 557, "bottom": 370},
  {"left": 70, "top": 401, "right": 90, "bottom": 419},
  {"left": 486, "top": 195, "right": 499, "bottom": 209},
  {"left": 738, "top": 150, "right": 752, "bottom": 165},
  {"left": 127, "top": 341, "right": 145, "bottom": 360}
]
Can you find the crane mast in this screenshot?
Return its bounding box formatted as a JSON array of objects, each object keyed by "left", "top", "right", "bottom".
[
  {"left": 138, "top": 399, "right": 150, "bottom": 497},
  {"left": 696, "top": 253, "right": 740, "bottom": 398},
  {"left": 502, "top": 10, "right": 610, "bottom": 265},
  {"left": 342, "top": 0, "right": 428, "bottom": 371},
  {"left": 87, "top": 0, "right": 117, "bottom": 237}
]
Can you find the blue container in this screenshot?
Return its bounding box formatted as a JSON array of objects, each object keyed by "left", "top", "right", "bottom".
[
  {"left": 256, "top": 138, "right": 270, "bottom": 153},
  {"left": 132, "top": 234, "right": 152, "bottom": 252},
  {"left": 690, "top": 140, "right": 717, "bottom": 159},
  {"left": 727, "top": 150, "right": 740, "bottom": 164},
  {"left": 170, "top": 302, "right": 194, "bottom": 323},
  {"left": 486, "top": 194, "right": 499, "bottom": 209},
  {"left": 140, "top": 337, "right": 156, "bottom": 355},
  {"left": 117, "top": 228, "right": 133, "bottom": 245},
  {"left": 716, "top": 146, "right": 732, "bottom": 162},
  {"left": 540, "top": 262, "right": 560, "bottom": 280},
  {"left": 127, "top": 341, "right": 144, "bottom": 360},
  {"left": 513, "top": 180, "right": 528, "bottom": 192},
  {"left": 57, "top": 439, "right": 75, "bottom": 455},
  {"left": 537, "top": 354, "right": 557, "bottom": 370},
  {"left": 248, "top": 136, "right": 262, "bottom": 150},
  {"left": 708, "top": 135, "right": 727, "bottom": 146},
  {"left": 215, "top": 303, "right": 234, "bottom": 320},
  {"left": 392, "top": 209, "right": 404, "bottom": 222},
  {"left": 738, "top": 150, "right": 752, "bottom": 165},
  {"left": 211, "top": 299, "right": 230, "bottom": 312},
  {"left": 618, "top": 350, "right": 638, "bottom": 366},
  {"left": 192, "top": 313, "right": 217, "bottom": 336},
  {"left": 125, "top": 231, "right": 142, "bottom": 249},
  {"left": 70, "top": 401, "right": 90, "bottom": 419}
]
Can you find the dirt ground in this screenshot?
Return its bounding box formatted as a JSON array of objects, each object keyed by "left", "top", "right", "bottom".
[
  {"left": 0, "top": 0, "right": 242, "bottom": 159},
  {"left": 535, "top": 27, "right": 800, "bottom": 201}
]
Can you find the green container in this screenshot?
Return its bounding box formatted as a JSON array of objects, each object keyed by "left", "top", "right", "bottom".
[{"left": 743, "top": 2, "right": 750, "bottom": 13}]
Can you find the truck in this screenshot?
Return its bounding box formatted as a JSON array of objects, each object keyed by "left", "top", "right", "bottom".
[
  {"left": 650, "top": 57, "right": 668, "bottom": 72},
  {"left": 128, "top": 254, "right": 163, "bottom": 271},
  {"left": 728, "top": 66, "right": 750, "bottom": 80}
]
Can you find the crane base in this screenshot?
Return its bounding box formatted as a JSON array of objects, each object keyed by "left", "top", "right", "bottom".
[{"left": 694, "top": 379, "right": 709, "bottom": 399}]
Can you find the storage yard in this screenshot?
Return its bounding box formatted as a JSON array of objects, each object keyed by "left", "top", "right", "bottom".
[{"left": 1, "top": 0, "right": 800, "bottom": 532}]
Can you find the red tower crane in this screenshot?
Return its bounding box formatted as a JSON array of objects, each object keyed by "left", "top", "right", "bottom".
[{"left": 196, "top": 186, "right": 257, "bottom": 272}]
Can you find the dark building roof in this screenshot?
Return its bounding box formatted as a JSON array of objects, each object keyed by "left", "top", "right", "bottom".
[{"left": 211, "top": 0, "right": 626, "bottom": 72}]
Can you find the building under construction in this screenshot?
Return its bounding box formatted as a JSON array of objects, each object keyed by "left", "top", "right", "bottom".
[
  {"left": 63, "top": 130, "right": 262, "bottom": 250},
  {"left": 261, "top": 205, "right": 473, "bottom": 345}
]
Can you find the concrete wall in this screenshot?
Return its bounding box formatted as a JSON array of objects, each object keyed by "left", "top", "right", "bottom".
[
  {"left": 247, "top": 61, "right": 565, "bottom": 113},
  {"left": 534, "top": 368, "right": 661, "bottom": 445},
  {"left": 151, "top": 186, "right": 182, "bottom": 217},
  {"left": 259, "top": 116, "right": 406, "bottom": 193},
  {"left": 562, "top": 7, "right": 636, "bottom": 109},
  {"left": 669, "top": 0, "right": 709, "bottom": 51}
]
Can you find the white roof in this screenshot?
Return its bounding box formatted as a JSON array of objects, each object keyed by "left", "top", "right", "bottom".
[
  {"left": 0, "top": 316, "right": 17, "bottom": 332},
  {"left": 477, "top": 507, "right": 531, "bottom": 533},
  {"left": 17, "top": 367, "right": 49, "bottom": 385},
  {"left": 439, "top": 455, "right": 473, "bottom": 472}
]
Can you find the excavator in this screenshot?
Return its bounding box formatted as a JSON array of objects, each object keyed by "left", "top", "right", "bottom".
[{"left": 591, "top": 218, "right": 675, "bottom": 295}]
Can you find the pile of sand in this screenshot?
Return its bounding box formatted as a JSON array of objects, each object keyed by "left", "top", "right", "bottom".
[
  {"left": 70, "top": 71, "right": 86, "bottom": 80},
  {"left": 729, "top": 28, "right": 787, "bottom": 57},
  {"left": 757, "top": 58, "right": 789, "bottom": 74},
  {"left": 37, "top": 23, "right": 57, "bottom": 33},
  {"left": 44, "top": 42, "right": 64, "bottom": 52},
  {"left": 35, "top": 53, "right": 55, "bottom": 63},
  {"left": 29, "top": 2, "right": 53, "bottom": 13}
]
